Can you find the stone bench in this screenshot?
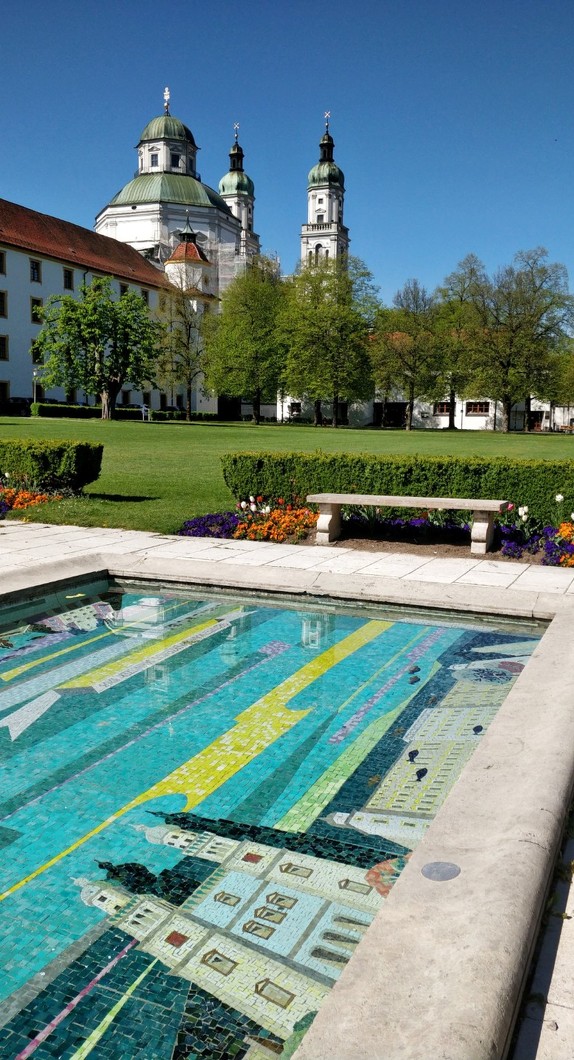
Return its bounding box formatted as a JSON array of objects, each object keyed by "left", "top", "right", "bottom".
[{"left": 306, "top": 493, "right": 512, "bottom": 555}]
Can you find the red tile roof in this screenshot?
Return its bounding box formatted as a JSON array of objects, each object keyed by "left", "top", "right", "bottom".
[
  {"left": 0, "top": 198, "right": 169, "bottom": 288},
  {"left": 166, "top": 240, "right": 211, "bottom": 264}
]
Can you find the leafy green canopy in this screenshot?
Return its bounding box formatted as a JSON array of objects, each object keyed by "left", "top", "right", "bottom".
[
  {"left": 279, "top": 256, "right": 377, "bottom": 426},
  {"left": 32, "top": 277, "right": 162, "bottom": 419},
  {"left": 201, "top": 256, "right": 285, "bottom": 423}
]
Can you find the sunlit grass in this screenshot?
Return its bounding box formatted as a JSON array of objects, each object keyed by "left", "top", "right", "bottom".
[{"left": 2, "top": 417, "right": 573, "bottom": 534}]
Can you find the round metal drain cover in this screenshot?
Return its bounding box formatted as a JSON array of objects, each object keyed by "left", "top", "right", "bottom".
[{"left": 421, "top": 861, "right": 461, "bottom": 881}]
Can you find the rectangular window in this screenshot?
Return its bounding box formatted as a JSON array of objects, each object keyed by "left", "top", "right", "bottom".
[
  {"left": 0, "top": 251, "right": 5, "bottom": 275},
  {"left": 140, "top": 288, "right": 149, "bottom": 305},
  {"left": 150, "top": 153, "right": 158, "bottom": 167},
  {"left": 170, "top": 153, "right": 180, "bottom": 168},
  {"left": 316, "top": 214, "right": 324, "bottom": 223},
  {"left": 254, "top": 978, "right": 295, "bottom": 1010},
  {"left": 63, "top": 268, "right": 74, "bottom": 290},
  {"left": 0, "top": 336, "right": 8, "bottom": 360},
  {"left": 465, "top": 401, "right": 490, "bottom": 416},
  {"left": 31, "top": 297, "right": 43, "bottom": 323},
  {"left": 433, "top": 401, "right": 452, "bottom": 416},
  {"left": 119, "top": 284, "right": 128, "bottom": 297},
  {"left": 243, "top": 920, "right": 275, "bottom": 940},
  {"left": 201, "top": 949, "right": 237, "bottom": 977},
  {"left": 30, "top": 259, "right": 42, "bottom": 283},
  {"left": 0, "top": 291, "right": 6, "bottom": 317}
]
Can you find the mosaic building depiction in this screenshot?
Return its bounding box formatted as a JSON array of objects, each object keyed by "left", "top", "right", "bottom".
[{"left": 0, "top": 586, "right": 540, "bottom": 1057}]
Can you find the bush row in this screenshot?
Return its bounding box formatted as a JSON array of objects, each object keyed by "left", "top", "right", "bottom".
[
  {"left": 0, "top": 440, "right": 103, "bottom": 491},
  {"left": 221, "top": 452, "right": 574, "bottom": 526},
  {"left": 30, "top": 404, "right": 221, "bottom": 422}
]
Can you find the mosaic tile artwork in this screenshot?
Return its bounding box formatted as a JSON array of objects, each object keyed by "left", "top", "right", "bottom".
[{"left": 0, "top": 584, "right": 540, "bottom": 1058}]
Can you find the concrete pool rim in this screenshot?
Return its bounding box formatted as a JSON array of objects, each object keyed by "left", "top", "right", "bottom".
[{"left": 1, "top": 547, "right": 573, "bottom": 1060}]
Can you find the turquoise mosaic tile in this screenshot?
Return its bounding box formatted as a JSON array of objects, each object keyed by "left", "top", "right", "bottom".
[{"left": 0, "top": 587, "right": 540, "bottom": 1057}]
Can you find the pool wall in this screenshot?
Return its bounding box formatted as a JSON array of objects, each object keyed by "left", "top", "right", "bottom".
[{"left": 2, "top": 548, "right": 573, "bottom": 1060}]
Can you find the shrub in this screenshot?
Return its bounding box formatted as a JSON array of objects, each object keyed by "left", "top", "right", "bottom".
[
  {"left": 221, "top": 452, "right": 574, "bottom": 526},
  {"left": 31, "top": 402, "right": 103, "bottom": 419},
  {"left": 0, "top": 440, "right": 103, "bottom": 491}
]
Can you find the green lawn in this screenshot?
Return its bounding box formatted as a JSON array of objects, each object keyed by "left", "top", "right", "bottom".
[{"left": 2, "top": 417, "right": 573, "bottom": 534}]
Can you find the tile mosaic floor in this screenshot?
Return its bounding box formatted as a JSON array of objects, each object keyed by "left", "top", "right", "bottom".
[{"left": 0, "top": 584, "right": 540, "bottom": 1058}]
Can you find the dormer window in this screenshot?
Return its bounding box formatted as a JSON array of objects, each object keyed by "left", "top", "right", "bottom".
[{"left": 150, "top": 153, "right": 158, "bottom": 168}]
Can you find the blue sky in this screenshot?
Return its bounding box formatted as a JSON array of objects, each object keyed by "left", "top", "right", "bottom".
[{"left": 1, "top": 0, "right": 572, "bottom": 302}]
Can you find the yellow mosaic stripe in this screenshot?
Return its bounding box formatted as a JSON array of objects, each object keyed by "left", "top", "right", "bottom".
[
  {"left": 0, "top": 619, "right": 388, "bottom": 902},
  {"left": 69, "top": 959, "right": 158, "bottom": 1060},
  {"left": 60, "top": 619, "right": 220, "bottom": 688},
  {"left": 274, "top": 629, "right": 431, "bottom": 831},
  {"left": 275, "top": 704, "right": 404, "bottom": 832},
  {"left": 0, "top": 631, "right": 113, "bottom": 682}
]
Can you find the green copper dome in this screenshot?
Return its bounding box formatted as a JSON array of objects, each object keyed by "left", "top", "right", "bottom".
[
  {"left": 139, "top": 115, "right": 197, "bottom": 146},
  {"left": 307, "top": 160, "right": 345, "bottom": 189},
  {"left": 108, "top": 173, "right": 232, "bottom": 214},
  {"left": 219, "top": 170, "right": 254, "bottom": 196}
]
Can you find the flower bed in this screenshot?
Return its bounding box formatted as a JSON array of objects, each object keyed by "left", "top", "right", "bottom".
[
  {"left": 179, "top": 497, "right": 317, "bottom": 544},
  {"left": 0, "top": 480, "right": 62, "bottom": 516},
  {"left": 177, "top": 495, "right": 574, "bottom": 565}
]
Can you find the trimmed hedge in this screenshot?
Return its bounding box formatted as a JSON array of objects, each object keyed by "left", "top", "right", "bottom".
[
  {"left": 31, "top": 403, "right": 102, "bottom": 419},
  {"left": 221, "top": 452, "right": 574, "bottom": 526},
  {"left": 0, "top": 440, "right": 103, "bottom": 492}
]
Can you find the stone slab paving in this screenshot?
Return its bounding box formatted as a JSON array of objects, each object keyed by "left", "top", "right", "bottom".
[{"left": 0, "top": 521, "right": 573, "bottom": 1060}]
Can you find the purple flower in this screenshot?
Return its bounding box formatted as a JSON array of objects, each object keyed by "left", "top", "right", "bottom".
[{"left": 178, "top": 512, "right": 240, "bottom": 538}]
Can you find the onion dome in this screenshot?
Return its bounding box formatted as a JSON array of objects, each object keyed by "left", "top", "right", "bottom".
[
  {"left": 219, "top": 127, "right": 255, "bottom": 196},
  {"left": 139, "top": 114, "right": 197, "bottom": 147},
  {"left": 308, "top": 119, "right": 344, "bottom": 189}
]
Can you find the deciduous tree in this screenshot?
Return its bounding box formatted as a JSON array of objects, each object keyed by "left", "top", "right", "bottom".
[
  {"left": 32, "top": 277, "right": 161, "bottom": 419},
  {"left": 279, "top": 256, "right": 376, "bottom": 427},
  {"left": 370, "top": 279, "right": 439, "bottom": 430},
  {"left": 444, "top": 249, "right": 574, "bottom": 432},
  {"left": 201, "top": 256, "right": 285, "bottom": 424}
]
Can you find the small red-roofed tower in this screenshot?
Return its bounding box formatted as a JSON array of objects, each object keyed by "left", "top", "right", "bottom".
[{"left": 164, "top": 214, "right": 215, "bottom": 309}]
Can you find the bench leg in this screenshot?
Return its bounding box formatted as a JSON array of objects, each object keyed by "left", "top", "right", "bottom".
[
  {"left": 471, "top": 511, "right": 496, "bottom": 555},
  {"left": 315, "top": 503, "right": 342, "bottom": 545}
]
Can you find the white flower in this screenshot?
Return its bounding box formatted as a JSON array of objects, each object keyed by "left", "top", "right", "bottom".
[
  {"left": 264, "top": 505, "right": 271, "bottom": 514},
  {"left": 518, "top": 506, "right": 528, "bottom": 517},
  {"left": 250, "top": 503, "right": 257, "bottom": 512},
  {"left": 521, "top": 514, "right": 528, "bottom": 522},
  {"left": 240, "top": 500, "right": 247, "bottom": 509},
  {"left": 571, "top": 512, "right": 574, "bottom": 521},
  {"left": 4, "top": 473, "right": 9, "bottom": 479},
  {"left": 249, "top": 495, "right": 255, "bottom": 503},
  {"left": 556, "top": 494, "right": 564, "bottom": 503}
]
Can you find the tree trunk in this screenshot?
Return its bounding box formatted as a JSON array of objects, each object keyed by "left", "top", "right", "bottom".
[
  {"left": 448, "top": 386, "right": 457, "bottom": 430},
  {"left": 500, "top": 396, "right": 512, "bottom": 433},
  {"left": 405, "top": 384, "right": 415, "bottom": 431},
  {"left": 332, "top": 393, "right": 339, "bottom": 428},
  {"left": 101, "top": 383, "right": 121, "bottom": 420},
  {"left": 523, "top": 394, "right": 531, "bottom": 432},
  {"left": 186, "top": 383, "right": 192, "bottom": 422},
  {"left": 313, "top": 399, "right": 323, "bottom": 426},
  {"left": 252, "top": 389, "right": 261, "bottom": 424}
]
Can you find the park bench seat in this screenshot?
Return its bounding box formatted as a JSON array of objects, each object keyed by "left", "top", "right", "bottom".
[{"left": 306, "top": 493, "right": 511, "bottom": 555}]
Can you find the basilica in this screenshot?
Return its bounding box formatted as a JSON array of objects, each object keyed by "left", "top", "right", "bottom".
[{"left": 0, "top": 91, "right": 351, "bottom": 415}]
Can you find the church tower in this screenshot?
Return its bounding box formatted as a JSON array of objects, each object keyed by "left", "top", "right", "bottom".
[
  {"left": 300, "top": 115, "right": 349, "bottom": 264},
  {"left": 218, "top": 125, "right": 259, "bottom": 259}
]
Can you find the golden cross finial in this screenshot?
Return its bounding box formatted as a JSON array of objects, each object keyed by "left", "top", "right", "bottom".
[{"left": 163, "top": 86, "right": 171, "bottom": 115}]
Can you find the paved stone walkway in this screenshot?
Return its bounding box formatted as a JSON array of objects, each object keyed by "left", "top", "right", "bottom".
[{"left": 0, "top": 520, "right": 572, "bottom": 1058}]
